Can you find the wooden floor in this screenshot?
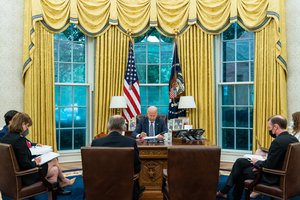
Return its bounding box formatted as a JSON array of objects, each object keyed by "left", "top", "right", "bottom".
[{"left": 60, "top": 161, "right": 233, "bottom": 200}]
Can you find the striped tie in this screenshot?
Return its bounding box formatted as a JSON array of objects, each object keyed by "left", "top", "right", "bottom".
[{"left": 149, "top": 122, "right": 154, "bottom": 137}]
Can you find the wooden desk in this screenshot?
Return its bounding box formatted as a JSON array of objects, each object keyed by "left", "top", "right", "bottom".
[{"left": 137, "top": 139, "right": 210, "bottom": 199}]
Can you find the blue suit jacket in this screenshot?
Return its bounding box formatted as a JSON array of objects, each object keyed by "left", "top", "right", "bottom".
[{"left": 132, "top": 117, "right": 167, "bottom": 138}]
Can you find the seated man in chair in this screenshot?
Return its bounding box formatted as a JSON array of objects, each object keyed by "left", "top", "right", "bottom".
[{"left": 132, "top": 106, "right": 167, "bottom": 141}]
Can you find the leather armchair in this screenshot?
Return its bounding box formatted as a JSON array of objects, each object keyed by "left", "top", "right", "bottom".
[
  {"left": 0, "top": 143, "right": 57, "bottom": 200},
  {"left": 81, "top": 147, "right": 137, "bottom": 200},
  {"left": 244, "top": 143, "right": 300, "bottom": 200},
  {"left": 162, "top": 146, "right": 221, "bottom": 200}
]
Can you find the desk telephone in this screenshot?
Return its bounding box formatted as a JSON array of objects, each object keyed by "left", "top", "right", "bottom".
[{"left": 174, "top": 129, "right": 205, "bottom": 141}]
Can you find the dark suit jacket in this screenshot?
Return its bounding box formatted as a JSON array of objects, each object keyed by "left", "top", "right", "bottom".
[
  {"left": 255, "top": 131, "right": 298, "bottom": 185},
  {"left": 91, "top": 131, "right": 141, "bottom": 174},
  {"left": 0, "top": 132, "right": 48, "bottom": 186},
  {"left": 132, "top": 117, "right": 167, "bottom": 138},
  {"left": 0, "top": 125, "right": 8, "bottom": 138}
]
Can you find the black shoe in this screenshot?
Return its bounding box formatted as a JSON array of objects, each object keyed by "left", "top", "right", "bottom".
[{"left": 57, "top": 188, "right": 72, "bottom": 195}]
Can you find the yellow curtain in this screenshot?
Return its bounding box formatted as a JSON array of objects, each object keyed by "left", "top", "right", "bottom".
[
  {"left": 24, "top": 22, "right": 56, "bottom": 150},
  {"left": 177, "top": 26, "right": 215, "bottom": 144},
  {"left": 94, "top": 27, "right": 130, "bottom": 135},
  {"left": 253, "top": 19, "right": 287, "bottom": 151}
]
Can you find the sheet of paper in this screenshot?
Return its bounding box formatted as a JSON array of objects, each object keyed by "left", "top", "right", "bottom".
[
  {"left": 243, "top": 154, "right": 266, "bottom": 161},
  {"left": 30, "top": 145, "right": 52, "bottom": 155},
  {"left": 37, "top": 152, "right": 60, "bottom": 165},
  {"left": 144, "top": 136, "right": 157, "bottom": 140}
]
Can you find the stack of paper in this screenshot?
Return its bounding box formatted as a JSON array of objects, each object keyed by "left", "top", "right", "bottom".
[
  {"left": 38, "top": 152, "right": 60, "bottom": 165},
  {"left": 30, "top": 145, "right": 52, "bottom": 155}
]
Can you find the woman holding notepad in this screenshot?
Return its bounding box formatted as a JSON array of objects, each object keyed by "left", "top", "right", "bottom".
[{"left": 0, "top": 112, "right": 75, "bottom": 187}]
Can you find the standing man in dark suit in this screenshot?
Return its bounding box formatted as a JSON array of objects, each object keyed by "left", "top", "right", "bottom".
[
  {"left": 132, "top": 106, "right": 167, "bottom": 141},
  {"left": 91, "top": 115, "right": 142, "bottom": 200},
  {"left": 216, "top": 115, "right": 298, "bottom": 200}
]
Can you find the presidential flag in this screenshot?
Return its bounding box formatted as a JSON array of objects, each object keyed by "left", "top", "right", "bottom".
[
  {"left": 168, "top": 42, "right": 186, "bottom": 119},
  {"left": 123, "top": 41, "right": 141, "bottom": 122}
]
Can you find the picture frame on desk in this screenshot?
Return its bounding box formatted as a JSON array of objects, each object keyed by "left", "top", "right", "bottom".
[
  {"left": 173, "top": 118, "right": 184, "bottom": 130},
  {"left": 128, "top": 118, "right": 136, "bottom": 131},
  {"left": 168, "top": 120, "right": 174, "bottom": 130},
  {"left": 178, "top": 117, "right": 189, "bottom": 125}
]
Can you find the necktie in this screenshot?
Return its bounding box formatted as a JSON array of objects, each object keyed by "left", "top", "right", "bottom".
[{"left": 149, "top": 122, "right": 154, "bottom": 137}]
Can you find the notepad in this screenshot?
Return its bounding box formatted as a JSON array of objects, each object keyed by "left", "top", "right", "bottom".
[
  {"left": 36, "top": 152, "right": 60, "bottom": 165},
  {"left": 243, "top": 154, "right": 266, "bottom": 161},
  {"left": 30, "top": 145, "right": 52, "bottom": 155}
]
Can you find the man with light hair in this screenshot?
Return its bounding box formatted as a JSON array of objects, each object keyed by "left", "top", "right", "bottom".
[{"left": 132, "top": 106, "right": 167, "bottom": 140}]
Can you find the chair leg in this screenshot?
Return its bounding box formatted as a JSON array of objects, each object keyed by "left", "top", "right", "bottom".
[{"left": 244, "top": 189, "right": 251, "bottom": 200}]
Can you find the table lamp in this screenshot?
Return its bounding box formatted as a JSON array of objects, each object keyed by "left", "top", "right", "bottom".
[
  {"left": 178, "top": 96, "right": 196, "bottom": 113},
  {"left": 110, "top": 96, "right": 127, "bottom": 114}
]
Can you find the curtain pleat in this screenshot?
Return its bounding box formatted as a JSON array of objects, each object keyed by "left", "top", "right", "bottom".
[
  {"left": 253, "top": 19, "right": 287, "bottom": 150},
  {"left": 24, "top": 23, "right": 56, "bottom": 150},
  {"left": 94, "top": 27, "right": 129, "bottom": 135},
  {"left": 177, "top": 25, "right": 215, "bottom": 144}
]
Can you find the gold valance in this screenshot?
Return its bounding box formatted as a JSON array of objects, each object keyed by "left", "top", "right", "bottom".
[{"left": 23, "top": 0, "right": 286, "bottom": 75}]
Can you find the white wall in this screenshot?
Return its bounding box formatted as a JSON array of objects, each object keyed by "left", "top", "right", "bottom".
[
  {"left": 0, "top": 0, "right": 299, "bottom": 127},
  {"left": 286, "top": 0, "right": 300, "bottom": 119},
  {"left": 0, "top": 0, "right": 24, "bottom": 127}
]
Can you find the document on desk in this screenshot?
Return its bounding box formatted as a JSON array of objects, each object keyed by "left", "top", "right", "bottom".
[
  {"left": 144, "top": 136, "right": 157, "bottom": 140},
  {"left": 36, "top": 152, "right": 60, "bottom": 165},
  {"left": 243, "top": 154, "right": 266, "bottom": 161},
  {"left": 30, "top": 145, "right": 52, "bottom": 155}
]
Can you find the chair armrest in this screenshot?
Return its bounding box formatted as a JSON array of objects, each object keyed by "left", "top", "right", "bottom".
[
  {"left": 133, "top": 173, "right": 139, "bottom": 181},
  {"left": 262, "top": 168, "right": 286, "bottom": 176},
  {"left": 15, "top": 167, "right": 39, "bottom": 176}
]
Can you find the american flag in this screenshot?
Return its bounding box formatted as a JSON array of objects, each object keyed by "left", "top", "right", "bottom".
[{"left": 123, "top": 41, "right": 141, "bottom": 122}]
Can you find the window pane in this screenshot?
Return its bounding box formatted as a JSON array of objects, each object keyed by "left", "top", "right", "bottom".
[
  {"left": 161, "top": 44, "right": 173, "bottom": 63},
  {"left": 223, "top": 42, "right": 235, "bottom": 61},
  {"left": 161, "top": 65, "right": 171, "bottom": 83},
  {"left": 60, "top": 107, "right": 72, "bottom": 128},
  {"left": 59, "top": 63, "right": 72, "bottom": 83},
  {"left": 250, "top": 85, "right": 254, "bottom": 105},
  {"left": 250, "top": 107, "right": 253, "bottom": 128},
  {"left": 55, "top": 108, "right": 59, "bottom": 128},
  {"left": 236, "top": 85, "right": 248, "bottom": 105},
  {"left": 140, "top": 86, "right": 147, "bottom": 105},
  {"left": 148, "top": 44, "right": 159, "bottom": 63},
  {"left": 161, "top": 86, "right": 169, "bottom": 105},
  {"left": 236, "top": 107, "right": 248, "bottom": 127},
  {"left": 250, "top": 40, "right": 254, "bottom": 60},
  {"left": 74, "top": 108, "right": 86, "bottom": 127},
  {"left": 59, "top": 129, "right": 72, "bottom": 150},
  {"left": 148, "top": 86, "right": 159, "bottom": 105},
  {"left": 237, "top": 62, "right": 249, "bottom": 82},
  {"left": 135, "top": 45, "right": 146, "bottom": 63},
  {"left": 250, "top": 61, "right": 254, "bottom": 81},
  {"left": 223, "top": 24, "right": 235, "bottom": 40},
  {"left": 222, "top": 85, "right": 234, "bottom": 105},
  {"left": 73, "top": 64, "right": 85, "bottom": 83},
  {"left": 73, "top": 43, "right": 85, "bottom": 62},
  {"left": 59, "top": 41, "right": 72, "bottom": 62},
  {"left": 74, "top": 86, "right": 87, "bottom": 106},
  {"left": 74, "top": 129, "right": 86, "bottom": 149},
  {"left": 136, "top": 64, "right": 146, "bottom": 83},
  {"left": 141, "top": 106, "right": 147, "bottom": 114},
  {"left": 223, "top": 62, "right": 235, "bottom": 82},
  {"left": 236, "top": 129, "right": 249, "bottom": 150},
  {"left": 160, "top": 106, "right": 169, "bottom": 115},
  {"left": 60, "top": 86, "right": 72, "bottom": 106},
  {"left": 222, "top": 107, "right": 234, "bottom": 127},
  {"left": 237, "top": 41, "right": 249, "bottom": 61},
  {"left": 55, "top": 62, "right": 59, "bottom": 82},
  {"left": 54, "top": 42, "right": 58, "bottom": 61},
  {"left": 222, "top": 128, "right": 234, "bottom": 149},
  {"left": 237, "top": 25, "right": 251, "bottom": 39},
  {"left": 148, "top": 65, "right": 159, "bottom": 83}
]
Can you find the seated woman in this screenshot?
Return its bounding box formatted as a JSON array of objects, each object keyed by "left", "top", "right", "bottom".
[{"left": 0, "top": 112, "right": 75, "bottom": 187}]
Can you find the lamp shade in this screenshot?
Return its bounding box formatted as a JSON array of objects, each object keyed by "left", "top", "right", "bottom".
[
  {"left": 110, "top": 96, "right": 127, "bottom": 109},
  {"left": 178, "top": 96, "right": 196, "bottom": 109}
]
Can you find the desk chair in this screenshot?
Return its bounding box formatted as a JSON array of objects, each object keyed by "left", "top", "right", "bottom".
[
  {"left": 162, "top": 146, "right": 221, "bottom": 200},
  {"left": 244, "top": 143, "right": 300, "bottom": 200},
  {"left": 0, "top": 143, "right": 57, "bottom": 200},
  {"left": 81, "top": 147, "right": 137, "bottom": 200}
]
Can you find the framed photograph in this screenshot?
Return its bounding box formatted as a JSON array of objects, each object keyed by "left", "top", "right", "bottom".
[
  {"left": 179, "top": 117, "right": 189, "bottom": 125},
  {"left": 168, "top": 120, "right": 174, "bottom": 130},
  {"left": 173, "top": 118, "right": 184, "bottom": 130},
  {"left": 128, "top": 118, "right": 136, "bottom": 131}
]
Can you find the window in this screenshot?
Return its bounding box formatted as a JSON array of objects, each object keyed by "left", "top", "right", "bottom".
[
  {"left": 54, "top": 24, "right": 90, "bottom": 151},
  {"left": 218, "top": 23, "right": 255, "bottom": 151},
  {"left": 134, "top": 28, "right": 173, "bottom": 114}
]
